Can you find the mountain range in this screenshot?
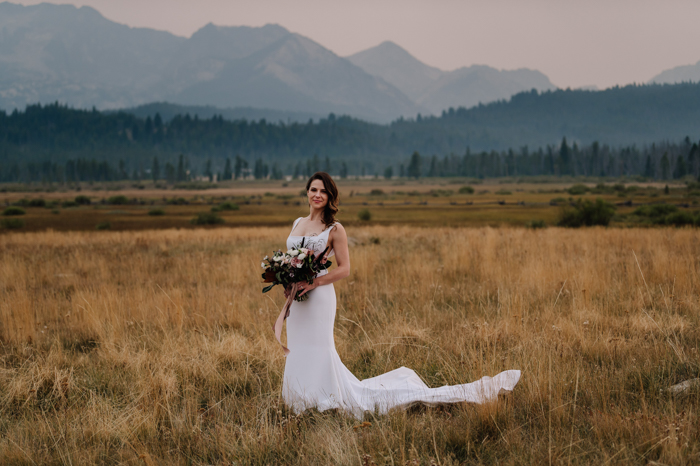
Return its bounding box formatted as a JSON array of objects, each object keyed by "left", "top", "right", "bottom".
[
  {"left": 347, "top": 41, "right": 556, "bottom": 114},
  {"left": 649, "top": 60, "right": 700, "bottom": 85},
  {"left": 0, "top": 1, "right": 556, "bottom": 122}
]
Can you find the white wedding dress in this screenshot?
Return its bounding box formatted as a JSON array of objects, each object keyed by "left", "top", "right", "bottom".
[{"left": 282, "top": 218, "right": 521, "bottom": 418}]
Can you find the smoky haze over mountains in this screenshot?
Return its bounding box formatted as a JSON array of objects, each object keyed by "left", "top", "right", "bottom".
[
  {"left": 1, "top": 1, "right": 559, "bottom": 122},
  {"left": 347, "top": 41, "right": 556, "bottom": 115},
  {"left": 649, "top": 60, "right": 700, "bottom": 85}
]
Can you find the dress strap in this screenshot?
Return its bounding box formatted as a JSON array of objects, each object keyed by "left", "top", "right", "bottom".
[
  {"left": 290, "top": 217, "right": 303, "bottom": 235},
  {"left": 322, "top": 222, "right": 339, "bottom": 236}
]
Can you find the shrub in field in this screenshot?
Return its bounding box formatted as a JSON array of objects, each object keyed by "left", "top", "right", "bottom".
[
  {"left": 173, "top": 182, "right": 218, "bottom": 190},
  {"left": 95, "top": 221, "right": 111, "bottom": 230},
  {"left": 148, "top": 209, "right": 165, "bottom": 216},
  {"left": 167, "top": 197, "right": 189, "bottom": 205},
  {"left": 3, "top": 206, "right": 26, "bottom": 216},
  {"left": 1, "top": 218, "right": 24, "bottom": 229},
  {"left": 665, "top": 211, "right": 695, "bottom": 227},
  {"left": 218, "top": 202, "right": 239, "bottom": 211},
  {"left": 107, "top": 195, "right": 130, "bottom": 205},
  {"left": 191, "top": 212, "right": 224, "bottom": 225},
  {"left": 526, "top": 219, "right": 547, "bottom": 229},
  {"left": 495, "top": 189, "right": 512, "bottom": 195},
  {"left": 358, "top": 209, "right": 372, "bottom": 221},
  {"left": 557, "top": 198, "right": 616, "bottom": 227},
  {"left": 61, "top": 200, "right": 79, "bottom": 208},
  {"left": 590, "top": 183, "right": 611, "bottom": 194},
  {"left": 28, "top": 198, "right": 46, "bottom": 207},
  {"left": 430, "top": 189, "right": 453, "bottom": 197},
  {"left": 458, "top": 186, "right": 475, "bottom": 194},
  {"left": 75, "top": 195, "right": 91, "bottom": 205},
  {"left": 567, "top": 184, "right": 590, "bottom": 195},
  {"left": 369, "top": 189, "right": 385, "bottom": 196},
  {"left": 633, "top": 203, "right": 678, "bottom": 223},
  {"left": 630, "top": 203, "right": 697, "bottom": 226}
]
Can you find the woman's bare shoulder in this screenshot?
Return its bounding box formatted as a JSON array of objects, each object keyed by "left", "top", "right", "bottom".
[{"left": 332, "top": 222, "right": 346, "bottom": 234}]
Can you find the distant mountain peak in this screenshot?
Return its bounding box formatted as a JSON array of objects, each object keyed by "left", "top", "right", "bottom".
[
  {"left": 349, "top": 42, "right": 557, "bottom": 113},
  {"left": 649, "top": 59, "right": 700, "bottom": 84},
  {"left": 348, "top": 41, "right": 443, "bottom": 101}
]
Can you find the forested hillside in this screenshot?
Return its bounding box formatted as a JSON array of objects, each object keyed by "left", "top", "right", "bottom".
[{"left": 0, "top": 82, "right": 699, "bottom": 182}]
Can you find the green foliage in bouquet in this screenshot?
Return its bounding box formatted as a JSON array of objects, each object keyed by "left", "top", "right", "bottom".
[{"left": 261, "top": 239, "right": 332, "bottom": 301}]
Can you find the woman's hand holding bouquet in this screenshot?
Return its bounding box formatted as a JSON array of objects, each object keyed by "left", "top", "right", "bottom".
[
  {"left": 261, "top": 239, "right": 332, "bottom": 301},
  {"left": 261, "top": 239, "right": 332, "bottom": 355}
]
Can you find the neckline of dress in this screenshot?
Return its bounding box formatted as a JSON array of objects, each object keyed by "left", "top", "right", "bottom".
[
  {"left": 288, "top": 231, "right": 329, "bottom": 238},
  {"left": 289, "top": 221, "right": 335, "bottom": 238}
]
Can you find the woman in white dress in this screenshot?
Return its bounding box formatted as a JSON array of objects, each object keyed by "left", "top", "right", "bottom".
[{"left": 281, "top": 172, "right": 520, "bottom": 419}]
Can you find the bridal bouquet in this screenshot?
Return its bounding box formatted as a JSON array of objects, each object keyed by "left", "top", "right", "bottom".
[{"left": 260, "top": 239, "right": 331, "bottom": 302}]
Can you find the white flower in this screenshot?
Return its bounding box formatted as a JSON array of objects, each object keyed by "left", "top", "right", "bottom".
[
  {"left": 298, "top": 253, "right": 306, "bottom": 260},
  {"left": 264, "top": 255, "right": 269, "bottom": 260},
  {"left": 273, "top": 255, "right": 283, "bottom": 262},
  {"left": 288, "top": 250, "right": 299, "bottom": 257},
  {"left": 301, "top": 248, "right": 310, "bottom": 255},
  {"left": 261, "top": 262, "right": 265, "bottom": 268},
  {"left": 296, "top": 262, "right": 303, "bottom": 268}
]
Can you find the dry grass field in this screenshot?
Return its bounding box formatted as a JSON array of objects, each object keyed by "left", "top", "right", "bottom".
[{"left": 1, "top": 225, "right": 699, "bottom": 465}]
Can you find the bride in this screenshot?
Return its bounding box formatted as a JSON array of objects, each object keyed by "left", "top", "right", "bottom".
[{"left": 281, "top": 172, "right": 520, "bottom": 418}]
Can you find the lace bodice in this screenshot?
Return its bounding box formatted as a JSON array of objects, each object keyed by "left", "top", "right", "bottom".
[{"left": 286, "top": 217, "right": 337, "bottom": 259}]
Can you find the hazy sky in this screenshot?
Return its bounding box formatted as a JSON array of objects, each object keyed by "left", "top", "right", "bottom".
[{"left": 13, "top": 0, "right": 700, "bottom": 89}]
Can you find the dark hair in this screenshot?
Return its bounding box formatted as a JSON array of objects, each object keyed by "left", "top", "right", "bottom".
[{"left": 306, "top": 172, "right": 339, "bottom": 227}]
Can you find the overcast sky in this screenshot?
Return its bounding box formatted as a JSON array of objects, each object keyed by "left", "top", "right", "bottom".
[{"left": 13, "top": 0, "right": 700, "bottom": 89}]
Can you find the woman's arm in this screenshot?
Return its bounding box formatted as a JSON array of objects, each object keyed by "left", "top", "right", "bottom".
[{"left": 298, "top": 224, "right": 350, "bottom": 296}]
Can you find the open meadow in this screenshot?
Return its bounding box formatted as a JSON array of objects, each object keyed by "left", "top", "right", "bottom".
[
  {"left": 2, "top": 178, "right": 699, "bottom": 232},
  {"left": 1, "top": 222, "right": 699, "bottom": 465}
]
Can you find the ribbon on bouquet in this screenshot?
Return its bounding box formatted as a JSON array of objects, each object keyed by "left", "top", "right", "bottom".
[{"left": 273, "top": 282, "right": 298, "bottom": 356}]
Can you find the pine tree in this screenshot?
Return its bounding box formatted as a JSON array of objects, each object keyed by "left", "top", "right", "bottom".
[
  {"left": 153, "top": 113, "right": 163, "bottom": 132},
  {"left": 177, "top": 154, "right": 186, "bottom": 182},
  {"left": 559, "top": 137, "right": 571, "bottom": 175},
  {"left": 205, "top": 158, "right": 213, "bottom": 182},
  {"left": 688, "top": 143, "right": 698, "bottom": 178},
  {"left": 589, "top": 142, "right": 600, "bottom": 176},
  {"left": 644, "top": 155, "right": 654, "bottom": 179},
  {"left": 428, "top": 155, "right": 438, "bottom": 177},
  {"left": 118, "top": 159, "right": 127, "bottom": 180},
  {"left": 234, "top": 155, "right": 243, "bottom": 180},
  {"left": 223, "top": 158, "right": 232, "bottom": 181},
  {"left": 673, "top": 155, "right": 687, "bottom": 179},
  {"left": 660, "top": 152, "right": 670, "bottom": 180},
  {"left": 407, "top": 151, "right": 421, "bottom": 179},
  {"left": 165, "top": 163, "right": 175, "bottom": 184},
  {"left": 384, "top": 166, "right": 393, "bottom": 179},
  {"left": 152, "top": 157, "right": 160, "bottom": 182}
]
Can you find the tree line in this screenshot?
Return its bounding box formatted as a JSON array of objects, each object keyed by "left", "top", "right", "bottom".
[
  {"left": 2, "top": 136, "right": 698, "bottom": 184},
  {"left": 0, "top": 81, "right": 699, "bottom": 182}
]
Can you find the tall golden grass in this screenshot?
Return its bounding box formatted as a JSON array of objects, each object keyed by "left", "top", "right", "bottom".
[{"left": 1, "top": 226, "right": 698, "bottom": 465}]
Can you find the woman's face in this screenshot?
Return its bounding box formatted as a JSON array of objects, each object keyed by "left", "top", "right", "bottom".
[{"left": 307, "top": 179, "right": 329, "bottom": 210}]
